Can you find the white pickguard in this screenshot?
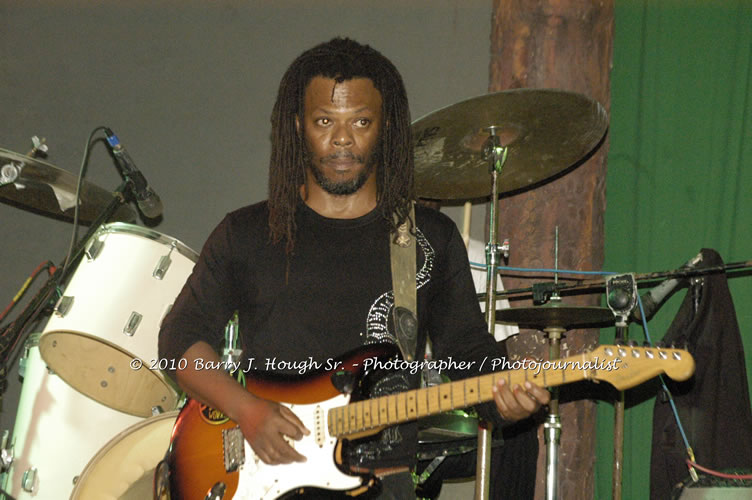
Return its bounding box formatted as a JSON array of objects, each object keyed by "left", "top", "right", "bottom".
[{"left": 232, "top": 394, "right": 364, "bottom": 499}]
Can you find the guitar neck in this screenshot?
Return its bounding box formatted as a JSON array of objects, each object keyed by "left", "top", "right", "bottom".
[
  {"left": 327, "top": 345, "right": 694, "bottom": 438},
  {"left": 328, "top": 353, "right": 592, "bottom": 438}
]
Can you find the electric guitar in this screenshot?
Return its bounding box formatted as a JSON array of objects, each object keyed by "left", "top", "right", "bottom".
[{"left": 164, "top": 344, "right": 694, "bottom": 499}]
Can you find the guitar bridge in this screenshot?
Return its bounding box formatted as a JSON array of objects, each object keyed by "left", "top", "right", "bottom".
[{"left": 223, "top": 427, "right": 245, "bottom": 472}]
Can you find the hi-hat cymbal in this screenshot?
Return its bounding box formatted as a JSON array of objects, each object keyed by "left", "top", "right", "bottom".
[
  {"left": 412, "top": 89, "right": 608, "bottom": 200},
  {"left": 0, "top": 148, "right": 135, "bottom": 224},
  {"left": 496, "top": 302, "right": 615, "bottom": 330}
]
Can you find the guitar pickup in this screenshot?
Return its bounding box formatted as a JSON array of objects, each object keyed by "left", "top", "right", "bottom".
[{"left": 223, "top": 427, "right": 245, "bottom": 472}]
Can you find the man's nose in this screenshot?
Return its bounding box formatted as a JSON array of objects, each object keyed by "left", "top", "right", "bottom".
[{"left": 332, "top": 124, "right": 353, "bottom": 147}]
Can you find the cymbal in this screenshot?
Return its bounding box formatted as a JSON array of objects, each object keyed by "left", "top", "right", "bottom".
[
  {"left": 496, "top": 302, "right": 615, "bottom": 330},
  {"left": 0, "top": 148, "right": 135, "bottom": 224},
  {"left": 412, "top": 89, "right": 608, "bottom": 200}
]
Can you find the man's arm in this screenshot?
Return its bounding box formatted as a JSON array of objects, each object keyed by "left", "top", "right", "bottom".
[{"left": 175, "top": 341, "right": 309, "bottom": 465}]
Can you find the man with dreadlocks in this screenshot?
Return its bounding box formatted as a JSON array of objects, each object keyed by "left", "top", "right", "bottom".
[{"left": 159, "top": 37, "right": 548, "bottom": 498}]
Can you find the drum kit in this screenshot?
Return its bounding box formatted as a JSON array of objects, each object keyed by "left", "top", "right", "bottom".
[
  {"left": 0, "top": 86, "right": 699, "bottom": 500},
  {"left": 0, "top": 144, "right": 197, "bottom": 498}
]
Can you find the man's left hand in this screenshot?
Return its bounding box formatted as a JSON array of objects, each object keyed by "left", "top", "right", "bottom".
[{"left": 492, "top": 379, "right": 551, "bottom": 422}]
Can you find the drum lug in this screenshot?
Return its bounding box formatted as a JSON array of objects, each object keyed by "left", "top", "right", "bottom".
[
  {"left": 19, "top": 349, "right": 29, "bottom": 379},
  {"left": 86, "top": 237, "right": 105, "bottom": 261},
  {"left": 154, "top": 242, "right": 178, "bottom": 280},
  {"left": 153, "top": 254, "right": 172, "bottom": 280},
  {"left": 54, "top": 296, "right": 74, "bottom": 317},
  {"left": 19, "top": 333, "right": 41, "bottom": 379},
  {"left": 0, "top": 430, "right": 13, "bottom": 473},
  {"left": 22, "top": 466, "right": 38, "bottom": 492},
  {"left": 123, "top": 311, "right": 143, "bottom": 336}
]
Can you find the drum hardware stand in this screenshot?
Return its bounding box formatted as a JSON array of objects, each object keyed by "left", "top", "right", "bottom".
[
  {"left": 543, "top": 322, "right": 563, "bottom": 500},
  {"left": 475, "top": 126, "right": 508, "bottom": 500},
  {"left": 541, "top": 228, "right": 565, "bottom": 500},
  {"left": 605, "top": 274, "right": 638, "bottom": 500},
  {"left": 490, "top": 254, "right": 747, "bottom": 305}
]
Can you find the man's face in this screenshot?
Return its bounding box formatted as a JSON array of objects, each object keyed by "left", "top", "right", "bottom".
[{"left": 300, "top": 76, "right": 383, "bottom": 196}]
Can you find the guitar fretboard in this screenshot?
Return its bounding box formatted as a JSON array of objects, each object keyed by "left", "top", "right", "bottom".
[
  {"left": 327, "top": 354, "right": 589, "bottom": 438},
  {"left": 326, "top": 345, "right": 693, "bottom": 438}
]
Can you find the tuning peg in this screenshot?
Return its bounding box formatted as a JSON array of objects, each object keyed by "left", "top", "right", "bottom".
[
  {"left": 627, "top": 340, "right": 638, "bottom": 347},
  {"left": 30, "top": 136, "right": 48, "bottom": 156}
]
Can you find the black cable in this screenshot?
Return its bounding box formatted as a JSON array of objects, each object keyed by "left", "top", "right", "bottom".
[{"left": 61, "top": 126, "right": 109, "bottom": 278}]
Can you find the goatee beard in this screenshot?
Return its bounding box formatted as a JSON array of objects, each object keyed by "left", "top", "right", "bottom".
[{"left": 306, "top": 147, "right": 379, "bottom": 196}]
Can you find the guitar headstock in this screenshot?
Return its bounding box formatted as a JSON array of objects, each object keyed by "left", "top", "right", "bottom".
[{"left": 583, "top": 345, "right": 695, "bottom": 390}]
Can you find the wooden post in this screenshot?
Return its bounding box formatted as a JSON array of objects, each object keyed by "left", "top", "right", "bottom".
[{"left": 489, "top": 1, "right": 613, "bottom": 498}]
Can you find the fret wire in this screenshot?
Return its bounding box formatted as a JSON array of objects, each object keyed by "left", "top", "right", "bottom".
[
  {"left": 463, "top": 378, "right": 467, "bottom": 408},
  {"left": 449, "top": 379, "right": 454, "bottom": 410},
  {"left": 403, "top": 391, "right": 408, "bottom": 422},
  {"left": 357, "top": 400, "right": 363, "bottom": 431}
]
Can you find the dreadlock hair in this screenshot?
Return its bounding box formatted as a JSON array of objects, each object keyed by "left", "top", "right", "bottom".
[{"left": 268, "top": 37, "right": 415, "bottom": 254}]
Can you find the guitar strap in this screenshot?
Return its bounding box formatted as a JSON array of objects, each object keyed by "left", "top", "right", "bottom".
[{"left": 389, "top": 203, "right": 418, "bottom": 361}]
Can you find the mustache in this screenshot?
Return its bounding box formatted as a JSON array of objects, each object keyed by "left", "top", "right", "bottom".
[{"left": 320, "top": 151, "right": 366, "bottom": 163}]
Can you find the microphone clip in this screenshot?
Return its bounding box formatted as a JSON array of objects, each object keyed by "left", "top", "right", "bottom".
[{"left": 606, "top": 273, "right": 638, "bottom": 326}]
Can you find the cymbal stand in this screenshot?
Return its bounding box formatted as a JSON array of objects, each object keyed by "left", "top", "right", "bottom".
[
  {"left": 544, "top": 230, "right": 563, "bottom": 500},
  {"left": 543, "top": 324, "right": 564, "bottom": 500},
  {"left": 604, "top": 273, "right": 638, "bottom": 500},
  {"left": 475, "top": 126, "right": 508, "bottom": 500},
  {"left": 612, "top": 321, "right": 627, "bottom": 500}
]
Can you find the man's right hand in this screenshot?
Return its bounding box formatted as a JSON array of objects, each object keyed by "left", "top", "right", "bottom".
[
  {"left": 173, "top": 341, "right": 310, "bottom": 465},
  {"left": 237, "top": 395, "right": 310, "bottom": 465}
]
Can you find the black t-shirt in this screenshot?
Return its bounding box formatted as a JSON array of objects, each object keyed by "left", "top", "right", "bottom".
[{"left": 158, "top": 200, "right": 506, "bottom": 467}]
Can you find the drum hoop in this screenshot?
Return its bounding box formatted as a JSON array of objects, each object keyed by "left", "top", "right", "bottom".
[
  {"left": 94, "top": 222, "right": 199, "bottom": 263},
  {"left": 71, "top": 410, "right": 179, "bottom": 498}
]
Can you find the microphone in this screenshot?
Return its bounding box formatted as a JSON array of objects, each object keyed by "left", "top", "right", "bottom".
[
  {"left": 632, "top": 253, "right": 703, "bottom": 322},
  {"left": 104, "top": 129, "right": 163, "bottom": 218}
]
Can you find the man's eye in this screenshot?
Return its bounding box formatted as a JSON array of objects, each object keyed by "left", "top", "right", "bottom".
[
  {"left": 316, "top": 118, "right": 330, "bottom": 125},
  {"left": 356, "top": 119, "right": 371, "bottom": 127}
]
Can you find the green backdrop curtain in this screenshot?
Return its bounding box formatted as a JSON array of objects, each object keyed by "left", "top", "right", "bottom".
[{"left": 595, "top": 1, "right": 752, "bottom": 498}]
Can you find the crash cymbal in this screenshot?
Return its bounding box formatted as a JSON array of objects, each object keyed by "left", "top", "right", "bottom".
[
  {"left": 496, "top": 302, "right": 615, "bottom": 330},
  {"left": 0, "top": 148, "right": 135, "bottom": 224},
  {"left": 412, "top": 89, "right": 608, "bottom": 200}
]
